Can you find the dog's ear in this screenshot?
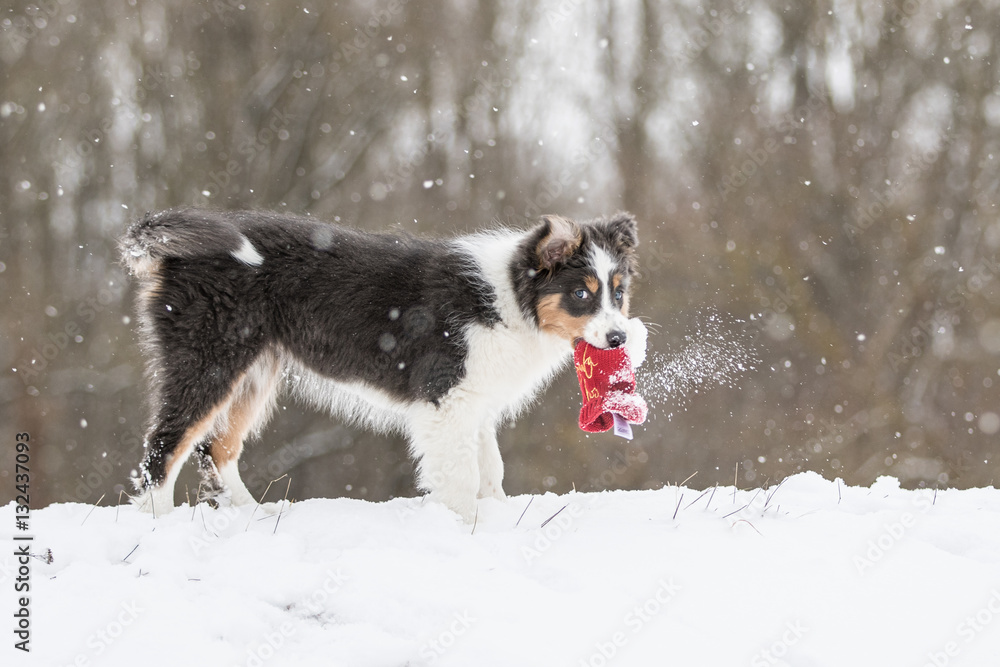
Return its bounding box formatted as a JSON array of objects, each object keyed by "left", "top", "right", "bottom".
[
  {"left": 534, "top": 215, "right": 581, "bottom": 271},
  {"left": 606, "top": 211, "right": 639, "bottom": 251}
]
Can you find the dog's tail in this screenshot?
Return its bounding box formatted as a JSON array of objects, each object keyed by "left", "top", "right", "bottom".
[{"left": 120, "top": 208, "right": 257, "bottom": 278}]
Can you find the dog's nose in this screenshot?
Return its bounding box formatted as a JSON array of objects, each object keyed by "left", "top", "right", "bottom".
[{"left": 607, "top": 330, "right": 627, "bottom": 348}]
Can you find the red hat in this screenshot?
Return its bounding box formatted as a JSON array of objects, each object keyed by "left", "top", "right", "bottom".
[{"left": 574, "top": 340, "right": 648, "bottom": 433}]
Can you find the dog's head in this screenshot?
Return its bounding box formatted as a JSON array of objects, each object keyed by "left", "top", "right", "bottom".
[{"left": 513, "top": 212, "right": 639, "bottom": 349}]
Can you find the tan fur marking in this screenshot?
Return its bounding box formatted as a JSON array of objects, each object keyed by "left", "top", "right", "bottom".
[
  {"left": 536, "top": 215, "right": 582, "bottom": 270},
  {"left": 162, "top": 407, "right": 226, "bottom": 480},
  {"left": 209, "top": 353, "right": 280, "bottom": 467},
  {"left": 163, "top": 352, "right": 280, "bottom": 479},
  {"left": 538, "top": 294, "right": 588, "bottom": 343},
  {"left": 209, "top": 399, "right": 256, "bottom": 466},
  {"left": 585, "top": 276, "right": 599, "bottom": 293}
]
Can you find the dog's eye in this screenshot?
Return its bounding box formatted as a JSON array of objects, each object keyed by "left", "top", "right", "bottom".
[
  {"left": 614, "top": 289, "right": 624, "bottom": 301},
  {"left": 574, "top": 289, "right": 589, "bottom": 300}
]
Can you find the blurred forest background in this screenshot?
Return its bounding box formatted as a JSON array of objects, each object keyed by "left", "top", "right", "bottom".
[{"left": 2, "top": 0, "right": 999, "bottom": 509}]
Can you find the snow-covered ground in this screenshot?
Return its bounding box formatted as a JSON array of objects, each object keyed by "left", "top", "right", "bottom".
[{"left": 4, "top": 472, "right": 1000, "bottom": 667}]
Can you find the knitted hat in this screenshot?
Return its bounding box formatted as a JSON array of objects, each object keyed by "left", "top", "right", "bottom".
[{"left": 574, "top": 340, "right": 648, "bottom": 433}]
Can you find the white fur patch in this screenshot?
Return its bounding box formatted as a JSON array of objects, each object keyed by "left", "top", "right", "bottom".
[
  {"left": 399, "top": 232, "right": 576, "bottom": 518},
  {"left": 453, "top": 231, "right": 523, "bottom": 324},
  {"left": 453, "top": 233, "right": 573, "bottom": 421},
  {"left": 591, "top": 246, "right": 618, "bottom": 297},
  {"left": 232, "top": 235, "right": 264, "bottom": 266},
  {"left": 624, "top": 317, "right": 648, "bottom": 369},
  {"left": 133, "top": 478, "right": 178, "bottom": 517},
  {"left": 583, "top": 246, "right": 630, "bottom": 348},
  {"left": 217, "top": 459, "right": 258, "bottom": 506},
  {"left": 125, "top": 254, "right": 158, "bottom": 278},
  {"left": 284, "top": 358, "right": 411, "bottom": 435}
]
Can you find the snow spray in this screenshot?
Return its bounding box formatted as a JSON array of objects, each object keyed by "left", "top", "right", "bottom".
[{"left": 636, "top": 310, "right": 759, "bottom": 420}]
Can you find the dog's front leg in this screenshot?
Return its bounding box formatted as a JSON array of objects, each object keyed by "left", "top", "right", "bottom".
[
  {"left": 477, "top": 426, "right": 506, "bottom": 501},
  {"left": 410, "top": 406, "right": 482, "bottom": 522}
]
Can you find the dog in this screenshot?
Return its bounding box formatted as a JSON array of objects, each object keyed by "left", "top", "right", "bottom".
[{"left": 120, "top": 208, "right": 646, "bottom": 521}]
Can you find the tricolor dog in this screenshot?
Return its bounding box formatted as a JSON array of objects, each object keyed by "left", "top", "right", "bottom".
[{"left": 120, "top": 208, "right": 646, "bottom": 521}]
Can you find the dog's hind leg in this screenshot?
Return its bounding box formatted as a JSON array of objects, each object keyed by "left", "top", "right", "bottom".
[
  {"left": 196, "top": 351, "right": 281, "bottom": 507},
  {"left": 136, "top": 398, "right": 229, "bottom": 517},
  {"left": 194, "top": 440, "right": 226, "bottom": 503},
  {"left": 135, "top": 350, "right": 259, "bottom": 517}
]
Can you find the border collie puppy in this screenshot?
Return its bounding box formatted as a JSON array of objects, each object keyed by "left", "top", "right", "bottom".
[{"left": 120, "top": 208, "right": 646, "bottom": 521}]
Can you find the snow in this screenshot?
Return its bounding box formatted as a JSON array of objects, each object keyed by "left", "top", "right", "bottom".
[
  {"left": 639, "top": 312, "right": 758, "bottom": 417},
  {"left": 4, "top": 472, "right": 1000, "bottom": 666}
]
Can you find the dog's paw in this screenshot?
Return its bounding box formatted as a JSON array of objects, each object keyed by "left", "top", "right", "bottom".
[
  {"left": 477, "top": 467, "right": 506, "bottom": 501},
  {"left": 256, "top": 500, "right": 288, "bottom": 516},
  {"left": 429, "top": 492, "right": 478, "bottom": 524},
  {"left": 209, "top": 485, "right": 260, "bottom": 509},
  {"left": 478, "top": 485, "right": 507, "bottom": 501},
  {"left": 624, "top": 317, "right": 648, "bottom": 369},
  {"left": 131, "top": 485, "right": 175, "bottom": 518},
  {"left": 239, "top": 500, "right": 288, "bottom": 517}
]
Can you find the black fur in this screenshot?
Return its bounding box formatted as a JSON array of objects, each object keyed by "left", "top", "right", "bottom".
[
  {"left": 510, "top": 212, "right": 639, "bottom": 325},
  {"left": 123, "top": 208, "right": 500, "bottom": 486},
  {"left": 122, "top": 208, "right": 639, "bottom": 510}
]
